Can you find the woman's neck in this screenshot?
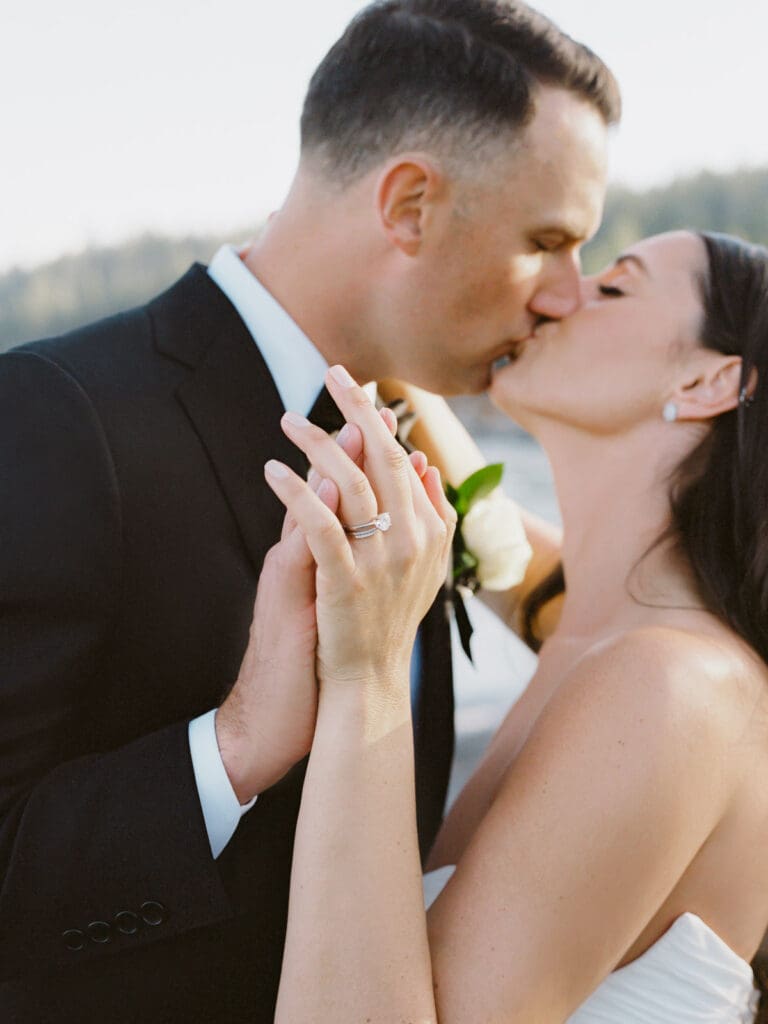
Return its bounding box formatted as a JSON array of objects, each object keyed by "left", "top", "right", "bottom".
[{"left": 539, "top": 422, "right": 702, "bottom": 641}]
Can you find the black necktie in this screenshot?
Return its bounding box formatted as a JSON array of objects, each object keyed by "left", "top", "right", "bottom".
[
  {"left": 307, "top": 385, "right": 345, "bottom": 434},
  {"left": 309, "top": 385, "right": 420, "bottom": 449}
]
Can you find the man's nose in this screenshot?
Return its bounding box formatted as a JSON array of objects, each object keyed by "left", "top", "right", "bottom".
[{"left": 528, "top": 253, "right": 583, "bottom": 320}]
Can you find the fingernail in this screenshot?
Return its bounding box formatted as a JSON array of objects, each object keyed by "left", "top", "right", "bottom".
[
  {"left": 265, "top": 460, "right": 289, "bottom": 478},
  {"left": 283, "top": 411, "right": 310, "bottom": 428},
  {"left": 411, "top": 451, "right": 427, "bottom": 476},
  {"left": 317, "top": 478, "right": 335, "bottom": 503},
  {"left": 336, "top": 423, "right": 351, "bottom": 446},
  {"left": 329, "top": 364, "right": 355, "bottom": 388}
]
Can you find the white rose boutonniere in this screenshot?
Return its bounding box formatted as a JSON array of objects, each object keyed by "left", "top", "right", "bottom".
[
  {"left": 461, "top": 489, "right": 533, "bottom": 590},
  {"left": 446, "top": 465, "right": 533, "bottom": 593},
  {"left": 446, "top": 464, "right": 532, "bottom": 661}
]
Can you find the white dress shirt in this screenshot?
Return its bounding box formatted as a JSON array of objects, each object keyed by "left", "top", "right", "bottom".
[{"left": 189, "top": 244, "right": 420, "bottom": 859}]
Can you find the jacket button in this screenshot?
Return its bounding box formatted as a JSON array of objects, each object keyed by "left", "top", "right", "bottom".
[
  {"left": 140, "top": 901, "right": 167, "bottom": 927},
  {"left": 62, "top": 929, "right": 86, "bottom": 951},
  {"left": 87, "top": 921, "right": 112, "bottom": 944},
  {"left": 114, "top": 911, "right": 140, "bottom": 935}
]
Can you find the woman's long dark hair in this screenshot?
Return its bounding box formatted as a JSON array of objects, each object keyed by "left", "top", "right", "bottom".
[{"left": 523, "top": 232, "right": 768, "bottom": 671}]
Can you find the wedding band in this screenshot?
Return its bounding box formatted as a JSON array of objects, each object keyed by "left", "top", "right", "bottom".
[{"left": 343, "top": 513, "right": 392, "bottom": 539}]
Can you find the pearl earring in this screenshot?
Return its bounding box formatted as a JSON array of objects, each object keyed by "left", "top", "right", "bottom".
[{"left": 662, "top": 402, "right": 679, "bottom": 423}]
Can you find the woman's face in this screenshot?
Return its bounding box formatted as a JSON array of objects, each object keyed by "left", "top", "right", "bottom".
[{"left": 489, "top": 231, "right": 709, "bottom": 435}]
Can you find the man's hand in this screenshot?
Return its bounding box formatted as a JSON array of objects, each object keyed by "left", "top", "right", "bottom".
[
  {"left": 215, "top": 440, "right": 348, "bottom": 803},
  {"left": 216, "top": 519, "right": 327, "bottom": 803}
]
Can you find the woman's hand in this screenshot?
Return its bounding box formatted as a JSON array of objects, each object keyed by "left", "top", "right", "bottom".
[
  {"left": 216, "top": 403, "right": 430, "bottom": 800},
  {"left": 265, "top": 364, "right": 456, "bottom": 691}
]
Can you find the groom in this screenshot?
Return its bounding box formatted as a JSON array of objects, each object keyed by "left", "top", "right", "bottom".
[{"left": 0, "top": 1, "right": 618, "bottom": 1021}]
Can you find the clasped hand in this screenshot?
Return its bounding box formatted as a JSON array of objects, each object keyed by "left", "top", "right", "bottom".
[{"left": 217, "top": 365, "right": 455, "bottom": 802}]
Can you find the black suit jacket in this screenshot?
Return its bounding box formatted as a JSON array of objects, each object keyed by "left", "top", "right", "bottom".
[{"left": 0, "top": 266, "right": 454, "bottom": 1023}]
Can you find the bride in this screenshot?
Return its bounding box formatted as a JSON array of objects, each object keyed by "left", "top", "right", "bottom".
[{"left": 257, "top": 229, "right": 768, "bottom": 1022}]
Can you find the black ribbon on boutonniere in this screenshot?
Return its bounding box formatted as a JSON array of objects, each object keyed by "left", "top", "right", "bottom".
[
  {"left": 446, "top": 464, "right": 506, "bottom": 663},
  {"left": 451, "top": 585, "right": 475, "bottom": 663}
]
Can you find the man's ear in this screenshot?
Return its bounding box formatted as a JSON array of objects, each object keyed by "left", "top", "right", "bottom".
[
  {"left": 375, "top": 156, "right": 444, "bottom": 256},
  {"left": 674, "top": 353, "right": 746, "bottom": 421}
]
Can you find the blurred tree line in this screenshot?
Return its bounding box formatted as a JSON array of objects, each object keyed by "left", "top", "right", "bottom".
[
  {"left": 0, "top": 232, "right": 231, "bottom": 353},
  {"left": 1, "top": 166, "right": 766, "bottom": 355},
  {"left": 584, "top": 166, "right": 768, "bottom": 273}
]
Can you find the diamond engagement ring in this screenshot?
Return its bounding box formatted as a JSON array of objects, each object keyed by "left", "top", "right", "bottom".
[{"left": 343, "top": 513, "right": 392, "bottom": 539}]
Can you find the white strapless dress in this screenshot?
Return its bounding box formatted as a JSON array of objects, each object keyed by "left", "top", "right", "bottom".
[{"left": 423, "top": 866, "right": 760, "bottom": 1022}]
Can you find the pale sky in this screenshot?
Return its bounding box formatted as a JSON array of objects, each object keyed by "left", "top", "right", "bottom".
[{"left": 2, "top": 0, "right": 766, "bottom": 273}]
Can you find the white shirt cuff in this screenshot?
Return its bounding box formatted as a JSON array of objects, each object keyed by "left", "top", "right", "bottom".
[{"left": 188, "top": 708, "right": 257, "bottom": 859}]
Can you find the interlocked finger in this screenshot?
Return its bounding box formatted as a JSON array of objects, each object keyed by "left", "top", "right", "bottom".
[
  {"left": 281, "top": 412, "right": 378, "bottom": 529},
  {"left": 265, "top": 460, "right": 355, "bottom": 580},
  {"left": 323, "top": 366, "right": 414, "bottom": 518},
  {"left": 282, "top": 461, "right": 343, "bottom": 540}
]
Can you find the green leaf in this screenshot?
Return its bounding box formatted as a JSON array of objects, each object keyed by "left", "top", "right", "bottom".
[
  {"left": 455, "top": 464, "right": 504, "bottom": 513},
  {"left": 452, "top": 548, "right": 479, "bottom": 581},
  {"left": 458, "top": 550, "right": 479, "bottom": 570},
  {"left": 444, "top": 481, "right": 459, "bottom": 506}
]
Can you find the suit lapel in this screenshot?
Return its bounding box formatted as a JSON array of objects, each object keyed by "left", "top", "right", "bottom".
[{"left": 150, "top": 265, "right": 306, "bottom": 571}]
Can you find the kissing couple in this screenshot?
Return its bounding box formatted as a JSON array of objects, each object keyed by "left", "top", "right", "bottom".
[{"left": 1, "top": 1, "right": 767, "bottom": 1022}]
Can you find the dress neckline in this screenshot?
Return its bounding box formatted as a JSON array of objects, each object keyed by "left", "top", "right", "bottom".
[
  {"left": 611, "top": 912, "right": 753, "bottom": 979},
  {"left": 424, "top": 868, "right": 754, "bottom": 979}
]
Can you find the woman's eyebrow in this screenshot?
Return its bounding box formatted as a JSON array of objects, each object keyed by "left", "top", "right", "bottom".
[{"left": 615, "top": 253, "right": 652, "bottom": 278}]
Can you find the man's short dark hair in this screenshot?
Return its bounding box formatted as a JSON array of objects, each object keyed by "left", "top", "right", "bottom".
[{"left": 300, "top": 0, "right": 621, "bottom": 182}]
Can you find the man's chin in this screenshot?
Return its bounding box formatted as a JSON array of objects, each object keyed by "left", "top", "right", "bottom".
[
  {"left": 407, "top": 362, "right": 492, "bottom": 397},
  {"left": 446, "top": 375, "right": 488, "bottom": 398},
  {"left": 413, "top": 370, "right": 486, "bottom": 398}
]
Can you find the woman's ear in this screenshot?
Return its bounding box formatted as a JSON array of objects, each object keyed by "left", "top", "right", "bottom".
[
  {"left": 375, "top": 156, "right": 444, "bottom": 256},
  {"left": 673, "top": 354, "right": 745, "bottom": 421}
]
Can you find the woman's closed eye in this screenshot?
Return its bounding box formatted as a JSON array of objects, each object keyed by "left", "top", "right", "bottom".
[{"left": 599, "top": 284, "right": 625, "bottom": 298}]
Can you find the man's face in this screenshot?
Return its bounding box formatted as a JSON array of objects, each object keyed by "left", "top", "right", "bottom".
[{"left": 386, "top": 87, "right": 609, "bottom": 395}]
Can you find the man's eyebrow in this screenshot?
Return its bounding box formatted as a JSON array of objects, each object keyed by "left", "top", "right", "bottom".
[
  {"left": 536, "top": 224, "right": 590, "bottom": 243},
  {"left": 615, "top": 253, "right": 652, "bottom": 278}
]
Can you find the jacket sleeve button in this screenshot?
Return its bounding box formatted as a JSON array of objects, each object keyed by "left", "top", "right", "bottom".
[
  {"left": 114, "top": 911, "right": 140, "bottom": 935},
  {"left": 139, "top": 901, "right": 167, "bottom": 927},
  {"left": 62, "top": 929, "right": 86, "bottom": 951},
  {"left": 87, "top": 921, "right": 113, "bottom": 944}
]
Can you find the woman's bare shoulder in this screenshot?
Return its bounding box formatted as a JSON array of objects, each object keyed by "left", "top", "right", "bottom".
[{"left": 559, "top": 622, "right": 767, "bottom": 745}]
